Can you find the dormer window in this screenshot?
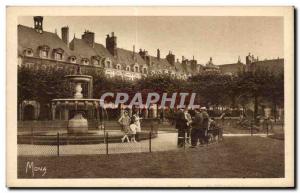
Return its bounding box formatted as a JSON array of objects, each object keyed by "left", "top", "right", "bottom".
[
  {"left": 81, "top": 58, "right": 89, "bottom": 65},
  {"left": 116, "top": 64, "right": 121, "bottom": 70},
  {"left": 105, "top": 59, "right": 111, "bottom": 68},
  {"left": 92, "top": 56, "right": 101, "bottom": 66},
  {"left": 52, "top": 48, "right": 64, "bottom": 61},
  {"left": 69, "top": 56, "right": 77, "bottom": 64},
  {"left": 93, "top": 59, "right": 99, "bottom": 65},
  {"left": 54, "top": 52, "right": 63, "bottom": 60},
  {"left": 38, "top": 45, "right": 50, "bottom": 58},
  {"left": 133, "top": 64, "right": 139, "bottom": 73},
  {"left": 143, "top": 67, "right": 148, "bottom": 74},
  {"left": 40, "top": 50, "right": 48, "bottom": 58},
  {"left": 23, "top": 48, "right": 33, "bottom": 57}
]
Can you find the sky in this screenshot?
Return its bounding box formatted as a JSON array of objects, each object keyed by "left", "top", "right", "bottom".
[{"left": 18, "top": 16, "right": 283, "bottom": 65}]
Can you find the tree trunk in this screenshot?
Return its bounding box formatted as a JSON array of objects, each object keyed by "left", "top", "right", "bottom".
[
  {"left": 273, "top": 101, "right": 277, "bottom": 123},
  {"left": 254, "top": 94, "right": 258, "bottom": 125}
]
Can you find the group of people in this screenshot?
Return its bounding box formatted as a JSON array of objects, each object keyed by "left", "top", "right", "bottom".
[
  {"left": 175, "top": 106, "right": 220, "bottom": 148},
  {"left": 118, "top": 110, "right": 142, "bottom": 143}
]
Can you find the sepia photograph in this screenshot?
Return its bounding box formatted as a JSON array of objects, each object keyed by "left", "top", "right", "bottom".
[{"left": 6, "top": 6, "right": 294, "bottom": 187}]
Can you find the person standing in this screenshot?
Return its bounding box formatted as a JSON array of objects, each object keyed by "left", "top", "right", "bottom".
[
  {"left": 175, "top": 108, "right": 187, "bottom": 147},
  {"left": 200, "top": 107, "right": 209, "bottom": 145},
  {"left": 190, "top": 108, "right": 203, "bottom": 148},
  {"left": 132, "top": 110, "right": 142, "bottom": 141},
  {"left": 118, "top": 110, "right": 130, "bottom": 143},
  {"left": 129, "top": 120, "right": 138, "bottom": 143},
  {"left": 184, "top": 108, "right": 192, "bottom": 144}
]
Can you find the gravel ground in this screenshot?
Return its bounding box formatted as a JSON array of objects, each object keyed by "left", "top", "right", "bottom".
[
  {"left": 18, "top": 132, "right": 178, "bottom": 156},
  {"left": 18, "top": 136, "right": 284, "bottom": 178}
]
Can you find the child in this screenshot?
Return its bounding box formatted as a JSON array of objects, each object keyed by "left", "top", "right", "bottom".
[
  {"left": 118, "top": 111, "right": 130, "bottom": 143},
  {"left": 208, "top": 118, "right": 220, "bottom": 142},
  {"left": 132, "top": 111, "right": 142, "bottom": 141},
  {"left": 129, "top": 122, "right": 138, "bottom": 143}
]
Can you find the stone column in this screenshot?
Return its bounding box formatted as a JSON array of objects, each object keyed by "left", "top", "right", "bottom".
[
  {"left": 64, "top": 108, "right": 69, "bottom": 120},
  {"left": 161, "top": 107, "right": 165, "bottom": 121},
  {"left": 89, "top": 77, "right": 93, "bottom": 98},
  {"left": 144, "top": 107, "right": 148, "bottom": 118},
  {"left": 51, "top": 103, "right": 56, "bottom": 120},
  {"left": 152, "top": 104, "right": 157, "bottom": 118},
  {"left": 59, "top": 109, "right": 62, "bottom": 120},
  {"left": 278, "top": 108, "right": 284, "bottom": 121},
  {"left": 19, "top": 103, "right": 23, "bottom": 121}
]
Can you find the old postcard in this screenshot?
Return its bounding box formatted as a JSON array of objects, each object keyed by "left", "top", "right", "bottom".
[{"left": 6, "top": 6, "right": 294, "bottom": 187}]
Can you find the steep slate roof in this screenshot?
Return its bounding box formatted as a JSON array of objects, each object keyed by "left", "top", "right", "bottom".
[
  {"left": 18, "top": 25, "right": 75, "bottom": 57},
  {"left": 18, "top": 23, "right": 284, "bottom": 78},
  {"left": 69, "top": 38, "right": 99, "bottom": 60},
  {"left": 174, "top": 61, "right": 187, "bottom": 73},
  {"left": 116, "top": 48, "right": 146, "bottom": 66},
  {"left": 94, "top": 43, "right": 114, "bottom": 60},
  {"left": 251, "top": 59, "right": 284, "bottom": 75},
  {"left": 148, "top": 56, "right": 175, "bottom": 72},
  {"left": 218, "top": 62, "right": 245, "bottom": 74},
  {"left": 183, "top": 61, "right": 195, "bottom": 74},
  {"left": 21, "top": 23, "right": 257, "bottom": 76}
]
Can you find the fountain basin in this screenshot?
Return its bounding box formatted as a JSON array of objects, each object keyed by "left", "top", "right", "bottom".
[
  {"left": 68, "top": 113, "right": 88, "bottom": 134},
  {"left": 65, "top": 75, "right": 92, "bottom": 83}
]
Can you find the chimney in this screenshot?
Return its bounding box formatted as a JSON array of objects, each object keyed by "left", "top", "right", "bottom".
[
  {"left": 106, "top": 32, "right": 117, "bottom": 56},
  {"left": 246, "top": 53, "right": 252, "bottom": 65},
  {"left": 33, "top": 16, "right": 43, "bottom": 33},
  {"left": 157, "top": 49, "right": 160, "bottom": 60},
  {"left": 166, "top": 51, "right": 175, "bottom": 65},
  {"left": 82, "top": 30, "right": 95, "bottom": 47},
  {"left": 61, "top": 26, "right": 69, "bottom": 46},
  {"left": 182, "top": 56, "right": 185, "bottom": 62}
]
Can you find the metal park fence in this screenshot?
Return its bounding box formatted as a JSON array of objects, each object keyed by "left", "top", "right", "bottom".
[
  {"left": 17, "top": 118, "right": 283, "bottom": 157},
  {"left": 17, "top": 127, "right": 226, "bottom": 157},
  {"left": 18, "top": 130, "right": 168, "bottom": 156}
]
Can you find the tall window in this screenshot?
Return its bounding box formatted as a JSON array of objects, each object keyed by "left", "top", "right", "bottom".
[
  {"left": 38, "top": 45, "right": 50, "bottom": 58},
  {"left": 54, "top": 52, "right": 63, "bottom": 60},
  {"left": 40, "top": 49, "right": 48, "bottom": 58},
  {"left": 106, "top": 61, "right": 111, "bottom": 68},
  {"left": 92, "top": 56, "right": 101, "bottom": 66},
  {"left": 134, "top": 65, "right": 139, "bottom": 72},
  {"left": 143, "top": 67, "right": 147, "bottom": 74},
  {"left": 52, "top": 48, "right": 64, "bottom": 61}
]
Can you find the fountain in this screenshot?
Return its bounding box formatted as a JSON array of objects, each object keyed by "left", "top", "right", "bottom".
[
  {"left": 51, "top": 64, "right": 104, "bottom": 134},
  {"left": 17, "top": 64, "right": 159, "bottom": 145}
]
